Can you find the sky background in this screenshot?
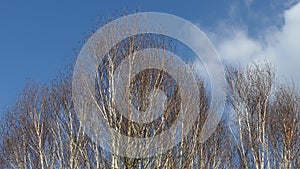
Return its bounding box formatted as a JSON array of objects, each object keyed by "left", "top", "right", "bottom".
[{"left": 1, "top": 0, "right": 300, "bottom": 114}]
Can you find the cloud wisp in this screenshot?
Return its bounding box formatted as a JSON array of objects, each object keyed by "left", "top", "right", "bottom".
[{"left": 209, "top": 2, "right": 300, "bottom": 85}]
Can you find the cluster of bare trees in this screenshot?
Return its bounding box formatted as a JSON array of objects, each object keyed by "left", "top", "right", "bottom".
[
  {"left": 1, "top": 15, "right": 300, "bottom": 168},
  {"left": 225, "top": 64, "right": 300, "bottom": 169},
  {"left": 1, "top": 63, "right": 300, "bottom": 169}
]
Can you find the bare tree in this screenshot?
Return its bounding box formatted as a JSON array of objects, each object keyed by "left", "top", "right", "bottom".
[
  {"left": 269, "top": 84, "right": 300, "bottom": 169},
  {"left": 226, "top": 63, "right": 274, "bottom": 169}
]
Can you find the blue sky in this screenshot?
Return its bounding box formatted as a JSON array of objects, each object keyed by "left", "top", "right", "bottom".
[{"left": 0, "top": 0, "right": 299, "bottom": 113}]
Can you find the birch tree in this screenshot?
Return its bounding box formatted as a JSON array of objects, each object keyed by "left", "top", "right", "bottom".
[{"left": 226, "top": 63, "right": 274, "bottom": 169}]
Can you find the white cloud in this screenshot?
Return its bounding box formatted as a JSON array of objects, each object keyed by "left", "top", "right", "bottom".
[
  {"left": 211, "top": 2, "right": 300, "bottom": 84},
  {"left": 218, "top": 30, "right": 263, "bottom": 66}
]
